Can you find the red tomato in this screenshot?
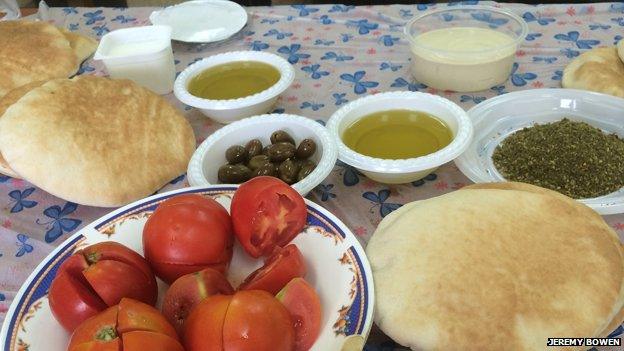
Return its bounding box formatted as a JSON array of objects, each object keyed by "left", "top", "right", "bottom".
[
  {"left": 277, "top": 278, "right": 322, "bottom": 351},
  {"left": 184, "top": 290, "right": 295, "bottom": 351},
  {"left": 143, "top": 194, "right": 234, "bottom": 284},
  {"left": 231, "top": 177, "right": 307, "bottom": 258},
  {"left": 238, "top": 244, "right": 306, "bottom": 294},
  {"left": 49, "top": 242, "right": 157, "bottom": 332},
  {"left": 68, "top": 298, "right": 182, "bottom": 351},
  {"left": 162, "top": 268, "right": 234, "bottom": 334}
]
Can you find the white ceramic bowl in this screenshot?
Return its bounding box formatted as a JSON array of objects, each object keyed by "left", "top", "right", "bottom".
[
  {"left": 454, "top": 88, "right": 624, "bottom": 215},
  {"left": 174, "top": 51, "right": 295, "bottom": 124},
  {"left": 326, "top": 91, "right": 473, "bottom": 184},
  {"left": 187, "top": 114, "right": 337, "bottom": 196}
]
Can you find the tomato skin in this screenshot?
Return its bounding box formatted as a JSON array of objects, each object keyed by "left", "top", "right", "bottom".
[
  {"left": 143, "top": 195, "right": 234, "bottom": 284},
  {"left": 49, "top": 242, "right": 158, "bottom": 332},
  {"left": 155, "top": 194, "right": 232, "bottom": 234},
  {"left": 116, "top": 298, "right": 178, "bottom": 341},
  {"left": 70, "top": 340, "right": 122, "bottom": 351},
  {"left": 238, "top": 244, "right": 306, "bottom": 295},
  {"left": 223, "top": 290, "right": 295, "bottom": 351},
  {"left": 183, "top": 294, "right": 231, "bottom": 351},
  {"left": 122, "top": 331, "right": 184, "bottom": 351},
  {"left": 277, "top": 278, "right": 322, "bottom": 351},
  {"left": 184, "top": 291, "right": 295, "bottom": 351},
  {"left": 163, "top": 268, "right": 234, "bottom": 334},
  {"left": 231, "top": 177, "right": 307, "bottom": 258}
]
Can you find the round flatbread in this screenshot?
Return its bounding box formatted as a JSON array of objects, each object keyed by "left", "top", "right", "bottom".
[
  {"left": 60, "top": 28, "right": 98, "bottom": 63},
  {"left": 0, "top": 21, "right": 79, "bottom": 97},
  {"left": 0, "top": 81, "right": 47, "bottom": 178},
  {"left": 562, "top": 47, "right": 624, "bottom": 98},
  {"left": 367, "top": 186, "right": 624, "bottom": 351},
  {"left": 617, "top": 40, "right": 624, "bottom": 63},
  {"left": 0, "top": 76, "right": 196, "bottom": 207}
]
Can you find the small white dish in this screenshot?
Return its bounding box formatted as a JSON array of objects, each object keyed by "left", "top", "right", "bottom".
[
  {"left": 174, "top": 51, "right": 295, "bottom": 124},
  {"left": 149, "top": 0, "right": 247, "bottom": 43},
  {"left": 454, "top": 88, "right": 624, "bottom": 215},
  {"left": 0, "top": 185, "right": 374, "bottom": 351},
  {"left": 187, "top": 114, "right": 337, "bottom": 196},
  {"left": 327, "top": 91, "right": 473, "bottom": 184},
  {"left": 94, "top": 25, "right": 175, "bottom": 94}
]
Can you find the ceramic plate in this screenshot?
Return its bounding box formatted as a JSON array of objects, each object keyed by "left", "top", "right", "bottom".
[
  {"left": 0, "top": 186, "right": 374, "bottom": 351},
  {"left": 149, "top": 0, "right": 248, "bottom": 43},
  {"left": 454, "top": 88, "right": 624, "bottom": 215}
]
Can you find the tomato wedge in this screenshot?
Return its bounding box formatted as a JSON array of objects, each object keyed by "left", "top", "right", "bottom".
[
  {"left": 238, "top": 244, "right": 306, "bottom": 295},
  {"left": 277, "top": 278, "right": 322, "bottom": 351},
  {"left": 231, "top": 177, "right": 307, "bottom": 258}
]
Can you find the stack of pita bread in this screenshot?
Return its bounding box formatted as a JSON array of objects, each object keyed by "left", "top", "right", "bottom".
[
  {"left": 0, "top": 21, "right": 196, "bottom": 207},
  {"left": 0, "top": 20, "right": 97, "bottom": 97},
  {"left": 367, "top": 182, "right": 624, "bottom": 351},
  {"left": 562, "top": 41, "right": 624, "bottom": 97},
  {"left": 0, "top": 76, "right": 196, "bottom": 207}
]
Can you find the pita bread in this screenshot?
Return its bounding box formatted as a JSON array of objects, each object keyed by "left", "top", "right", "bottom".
[
  {"left": 0, "top": 76, "right": 196, "bottom": 207},
  {"left": 618, "top": 40, "right": 624, "bottom": 63},
  {"left": 562, "top": 47, "right": 624, "bottom": 98},
  {"left": 60, "top": 29, "right": 98, "bottom": 63},
  {"left": 368, "top": 186, "right": 624, "bottom": 351},
  {"left": 0, "top": 81, "right": 47, "bottom": 178},
  {"left": 0, "top": 21, "right": 79, "bottom": 97}
]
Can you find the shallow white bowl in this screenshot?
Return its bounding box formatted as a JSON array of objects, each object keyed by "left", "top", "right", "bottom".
[
  {"left": 326, "top": 91, "right": 473, "bottom": 184},
  {"left": 174, "top": 51, "right": 295, "bottom": 124},
  {"left": 454, "top": 88, "right": 624, "bottom": 215},
  {"left": 187, "top": 114, "right": 338, "bottom": 196}
]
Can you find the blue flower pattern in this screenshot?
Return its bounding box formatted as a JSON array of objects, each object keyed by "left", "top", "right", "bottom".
[
  {"left": 333, "top": 93, "right": 348, "bottom": 106},
  {"left": 510, "top": 63, "right": 538, "bottom": 86},
  {"left": 300, "top": 101, "right": 325, "bottom": 111},
  {"left": 37, "top": 203, "right": 82, "bottom": 243},
  {"left": 391, "top": 78, "right": 426, "bottom": 91},
  {"left": 321, "top": 51, "right": 354, "bottom": 61},
  {"left": 554, "top": 31, "right": 600, "bottom": 49},
  {"left": 301, "top": 64, "right": 329, "bottom": 79},
  {"left": 362, "top": 190, "right": 402, "bottom": 217},
  {"left": 277, "top": 44, "right": 310, "bottom": 64},
  {"left": 8, "top": 188, "right": 37, "bottom": 213},
  {"left": 15, "top": 234, "right": 33, "bottom": 257},
  {"left": 340, "top": 71, "right": 379, "bottom": 94},
  {"left": 346, "top": 19, "right": 379, "bottom": 35},
  {"left": 264, "top": 29, "right": 293, "bottom": 40}
]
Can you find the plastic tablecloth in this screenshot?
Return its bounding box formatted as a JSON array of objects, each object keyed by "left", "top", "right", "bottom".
[{"left": 1, "top": 2, "right": 624, "bottom": 349}]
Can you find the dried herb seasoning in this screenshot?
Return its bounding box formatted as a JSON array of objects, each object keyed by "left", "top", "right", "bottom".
[{"left": 492, "top": 118, "right": 624, "bottom": 199}]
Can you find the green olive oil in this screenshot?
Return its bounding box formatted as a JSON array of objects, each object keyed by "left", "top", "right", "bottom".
[
  {"left": 188, "top": 61, "right": 281, "bottom": 100},
  {"left": 342, "top": 110, "right": 453, "bottom": 159}
]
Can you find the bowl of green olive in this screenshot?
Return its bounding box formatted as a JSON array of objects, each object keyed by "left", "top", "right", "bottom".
[{"left": 187, "top": 114, "right": 338, "bottom": 196}]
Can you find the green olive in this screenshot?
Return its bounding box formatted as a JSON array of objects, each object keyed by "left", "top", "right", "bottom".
[
  {"left": 248, "top": 154, "right": 271, "bottom": 171},
  {"left": 245, "top": 139, "right": 263, "bottom": 160},
  {"left": 297, "top": 160, "right": 316, "bottom": 181},
  {"left": 252, "top": 163, "right": 277, "bottom": 177},
  {"left": 225, "top": 145, "right": 248, "bottom": 165},
  {"left": 262, "top": 145, "right": 271, "bottom": 156},
  {"left": 268, "top": 142, "right": 296, "bottom": 162},
  {"left": 218, "top": 164, "right": 251, "bottom": 184},
  {"left": 270, "top": 130, "right": 295, "bottom": 145},
  {"left": 296, "top": 139, "right": 317, "bottom": 159},
  {"left": 278, "top": 158, "right": 300, "bottom": 185}
]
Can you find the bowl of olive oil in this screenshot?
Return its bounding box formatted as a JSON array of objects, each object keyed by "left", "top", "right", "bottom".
[
  {"left": 327, "top": 91, "right": 473, "bottom": 184},
  {"left": 174, "top": 51, "right": 295, "bottom": 124}
]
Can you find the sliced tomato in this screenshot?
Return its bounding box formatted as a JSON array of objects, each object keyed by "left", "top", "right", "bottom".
[
  {"left": 49, "top": 242, "right": 158, "bottom": 332},
  {"left": 122, "top": 331, "right": 184, "bottom": 351},
  {"left": 238, "top": 244, "right": 306, "bottom": 294},
  {"left": 231, "top": 177, "right": 307, "bottom": 258},
  {"left": 277, "top": 278, "right": 322, "bottom": 351},
  {"left": 70, "top": 340, "right": 122, "bottom": 351}
]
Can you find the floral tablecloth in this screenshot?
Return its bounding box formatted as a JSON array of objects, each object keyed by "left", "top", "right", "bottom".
[{"left": 1, "top": 1, "right": 624, "bottom": 349}]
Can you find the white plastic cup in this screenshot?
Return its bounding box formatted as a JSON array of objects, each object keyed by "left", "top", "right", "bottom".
[{"left": 94, "top": 25, "right": 175, "bottom": 95}]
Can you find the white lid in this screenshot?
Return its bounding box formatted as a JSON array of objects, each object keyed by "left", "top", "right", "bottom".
[{"left": 149, "top": 0, "right": 248, "bottom": 43}]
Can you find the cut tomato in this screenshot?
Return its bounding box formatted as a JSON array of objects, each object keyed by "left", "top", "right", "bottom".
[
  {"left": 277, "top": 278, "right": 322, "bottom": 351},
  {"left": 238, "top": 244, "right": 306, "bottom": 295},
  {"left": 231, "top": 177, "right": 307, "bottom": 258}
]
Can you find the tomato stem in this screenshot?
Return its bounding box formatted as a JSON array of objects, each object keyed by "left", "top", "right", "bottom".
[{"left": 95, "top": 326, "right": 117, "bottom": 341}]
